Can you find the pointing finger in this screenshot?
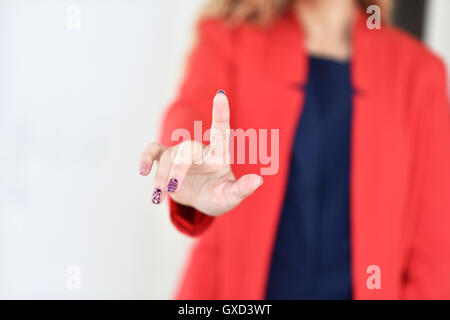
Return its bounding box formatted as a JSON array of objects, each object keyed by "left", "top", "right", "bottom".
[{"left": 209, "top": 90, "right": 230, "bottom": 162}]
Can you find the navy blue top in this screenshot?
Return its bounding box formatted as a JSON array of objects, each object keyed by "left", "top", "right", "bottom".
[{"left": 266, "top": 56, "right": 353, "bottom": 299}]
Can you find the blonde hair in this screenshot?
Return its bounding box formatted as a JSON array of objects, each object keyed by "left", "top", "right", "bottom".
[{"left": 201, "top": 0, "right": 392, "bottom": 26}]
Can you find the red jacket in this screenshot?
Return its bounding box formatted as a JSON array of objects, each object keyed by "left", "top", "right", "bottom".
[{"left": 160, "top": 11, "right": 450, "bottom": 299}]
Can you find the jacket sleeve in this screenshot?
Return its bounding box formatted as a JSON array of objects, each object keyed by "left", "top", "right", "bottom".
[
  {"left": 403, "top": 56, "right": 450, "bottom": 299},
  {"left": 158, "top": 19, "right": 233, "bottom": 236}
]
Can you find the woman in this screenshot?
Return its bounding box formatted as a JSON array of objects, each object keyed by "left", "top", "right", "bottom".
[{"left": 139, "top": 0, "right": 450, "bottom": 299}]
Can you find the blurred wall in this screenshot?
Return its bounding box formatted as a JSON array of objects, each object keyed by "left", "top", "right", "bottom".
[
  {"left": 0, "top": 0, "right": 448, "bottom": 299},
  {"left": 0, "top": 0, "right": 203, "bottom": 299},
  {"left": 425, "top": 0, "right": 450, "bottom": 78}
]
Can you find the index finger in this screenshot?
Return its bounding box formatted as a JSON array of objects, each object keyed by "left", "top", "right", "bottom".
[{"left": 210, "top": 90, "right": 230, "bottom": 160}]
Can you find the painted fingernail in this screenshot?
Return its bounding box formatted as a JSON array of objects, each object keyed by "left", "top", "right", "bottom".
[
  {"left": 216, "top": 90, "right": 226, "bottom": 96},
  {"left": 140, "top": 162, "right": 149, "bottom": 175},
  {"left": 151, "top": 188, "right": 162, "bottom": 204},
  {"left": 166, "top": 178, "right": 178, "bottom": 193}
]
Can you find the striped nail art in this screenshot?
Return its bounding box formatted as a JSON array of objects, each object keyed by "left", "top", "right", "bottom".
[
  {"left": 166, "top": 178, "right": 178, "bottom": 193},
  {"left": 151, "top": 188, "right": 162, "bottom": 204}
]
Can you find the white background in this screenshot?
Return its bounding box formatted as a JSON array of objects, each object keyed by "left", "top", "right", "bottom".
[{"left": 0, "top": 0, "right": 449, "bottom": 299}]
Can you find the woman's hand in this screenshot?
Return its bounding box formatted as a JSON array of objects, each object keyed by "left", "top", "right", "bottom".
[{"left": 139, "top": 91, "right": 263, "bottom": 217}]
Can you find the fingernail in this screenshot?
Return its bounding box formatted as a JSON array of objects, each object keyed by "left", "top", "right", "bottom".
[
  {"left": 140, "top": 162, "right": 149, "bottom": 175},
  {"left": 216, "top": 90, "right": 226, "bottom": 96},
  {"left": 166, "top": 178, "right": 178, "bottom": 193},
  {"left": 151, "top": 188, "right": 162, "bottom": 204}
]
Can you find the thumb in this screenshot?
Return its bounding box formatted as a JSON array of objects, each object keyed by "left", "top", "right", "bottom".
[{"left": 223, "top": 174, "right": 263, "bottom": 205}]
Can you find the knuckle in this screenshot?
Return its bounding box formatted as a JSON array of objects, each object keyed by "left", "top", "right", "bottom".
[
  {"left": 160, "top": 149, "right": 172, "bottom": 163},
  {"left": 141, "top": 152, "right": 153, "bottom": 160},
  {"left": 178, "top": 140, "right": 194, "bottom": 152},
  {"left": 144, "top": 142, "right": 160, "bottom": 156},
  {"left": 177, "top": 140, "right": 200, "bottom": 162}
]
